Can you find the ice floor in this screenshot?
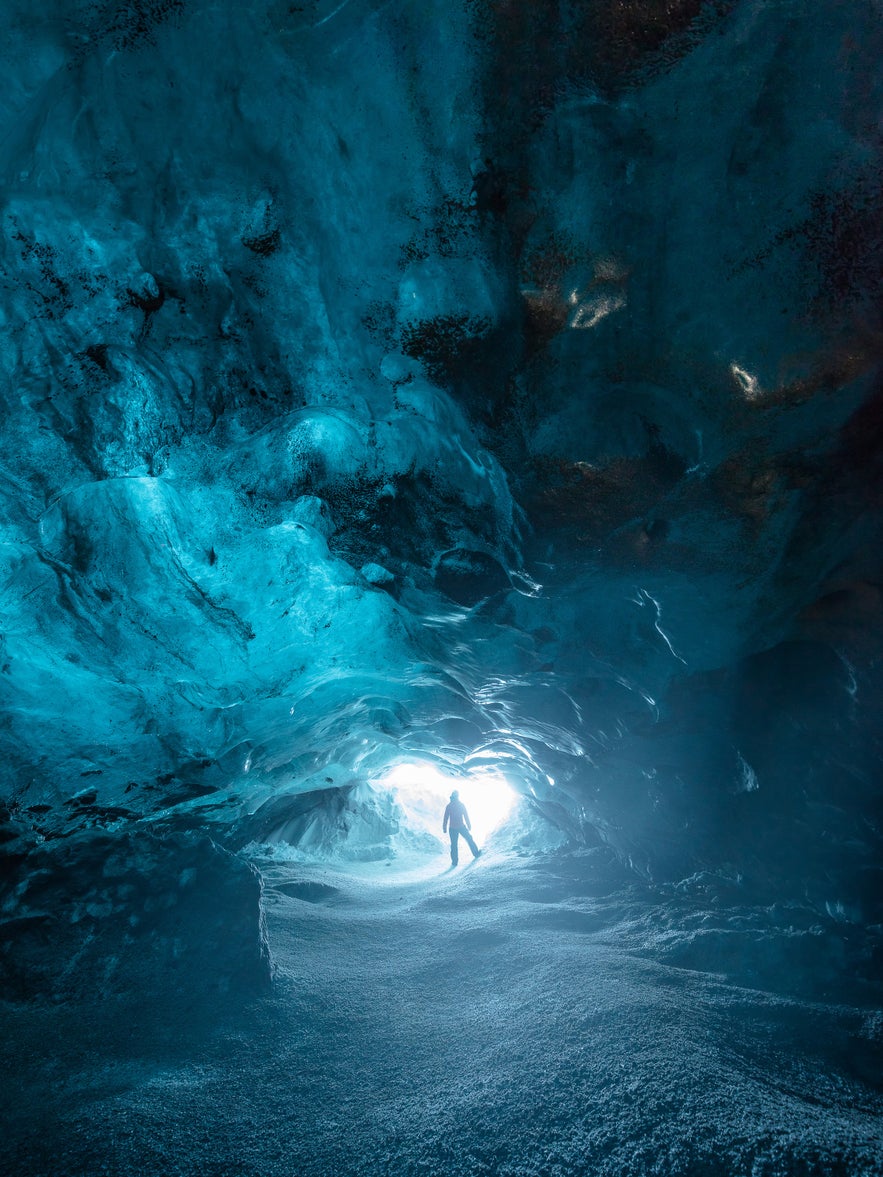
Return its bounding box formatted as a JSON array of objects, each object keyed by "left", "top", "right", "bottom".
[{"left": 3, "top": 848, "right": 882, "bottom": 1177}]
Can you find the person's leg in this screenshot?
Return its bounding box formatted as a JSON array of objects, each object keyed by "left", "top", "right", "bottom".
[
  {"left": 449, "top": 829, "right": 459, "bottom": 866},
  {"left": 462, "top": 828, "right": 480, "bottom": 857}
]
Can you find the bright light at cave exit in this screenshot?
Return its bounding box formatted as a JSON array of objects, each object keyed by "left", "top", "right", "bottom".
[{"left": 381, "top": 763, "right": 517, "bottom": 843}]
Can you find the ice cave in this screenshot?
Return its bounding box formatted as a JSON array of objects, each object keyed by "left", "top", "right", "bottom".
[{"left": 1, "top": 1, "right": 882, "bottom": 1173}]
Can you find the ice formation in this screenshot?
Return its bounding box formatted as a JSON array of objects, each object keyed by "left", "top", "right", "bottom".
[{"left": 1, "top": 1, "right": 881, "bottom": 1173}]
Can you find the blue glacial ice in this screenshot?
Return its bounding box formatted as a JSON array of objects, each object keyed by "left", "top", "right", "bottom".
[{"left": 0, "top": 1, "right": 882, "bottom": 1173}]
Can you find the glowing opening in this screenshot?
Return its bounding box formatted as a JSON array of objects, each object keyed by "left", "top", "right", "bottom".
[{"left": 380, "top": 762, "right": 517, "bottom": 847}]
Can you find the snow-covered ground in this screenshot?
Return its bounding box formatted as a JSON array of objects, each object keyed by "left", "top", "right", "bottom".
[{"left": 4, "top": 846, "right": 882, "bottom": 1176}]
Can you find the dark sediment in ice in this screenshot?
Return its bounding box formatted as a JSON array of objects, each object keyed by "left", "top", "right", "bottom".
[{"left": 0, "top": 12, "right": 880, "bottom": 1171}]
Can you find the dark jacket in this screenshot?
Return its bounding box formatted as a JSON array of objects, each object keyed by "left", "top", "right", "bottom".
[{"left": 443, "top": 799, "right": 470, "bottom": 832}]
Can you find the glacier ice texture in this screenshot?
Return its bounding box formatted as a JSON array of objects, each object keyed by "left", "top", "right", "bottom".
[{"left": 0, "top": 1, "right": 882, "bottom": 1172}]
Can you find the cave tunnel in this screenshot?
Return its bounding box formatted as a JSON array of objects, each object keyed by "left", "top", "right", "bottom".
[{"left": 2, "top": 0, "right": 883, "bottom": 1173}]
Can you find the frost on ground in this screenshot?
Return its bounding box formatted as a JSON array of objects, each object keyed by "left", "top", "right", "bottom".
[{"left": 3, "top": 849, "right": 881, "bottom": 1177}]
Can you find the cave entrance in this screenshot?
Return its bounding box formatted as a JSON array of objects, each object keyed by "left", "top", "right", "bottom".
[{"left": 379, "top": 761, "right": 517, "bottom": 856}]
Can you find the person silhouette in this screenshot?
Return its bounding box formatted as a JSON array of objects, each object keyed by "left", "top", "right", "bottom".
[{"left": 442, "top": 789, "right": 481, "bottom": 866}]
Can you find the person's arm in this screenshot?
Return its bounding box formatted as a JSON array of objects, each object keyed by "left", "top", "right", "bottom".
[
  {"left": 462, "top": 806, "right": 471, "bottom": 830},
  {"left": 443, "top": 804, "right": 449, "bottom": 832}
]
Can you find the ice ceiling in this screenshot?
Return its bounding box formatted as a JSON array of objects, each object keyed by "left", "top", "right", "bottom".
[{"left": 1, "top": 0, "right": 882, "bottom": 908}]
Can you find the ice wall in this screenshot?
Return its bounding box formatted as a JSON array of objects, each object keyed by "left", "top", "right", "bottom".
[{"left": 0, "top": 0, "right": 881, "bottom": 916}]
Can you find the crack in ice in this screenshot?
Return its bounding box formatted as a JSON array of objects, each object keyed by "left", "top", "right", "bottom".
[{"left": 633, "top": 588, "right": 688, "bottom": 666}]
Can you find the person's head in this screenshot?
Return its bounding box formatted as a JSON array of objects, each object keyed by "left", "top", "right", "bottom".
[{"left": 450, "top": 790, "right": 459, "bottom": 801}]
